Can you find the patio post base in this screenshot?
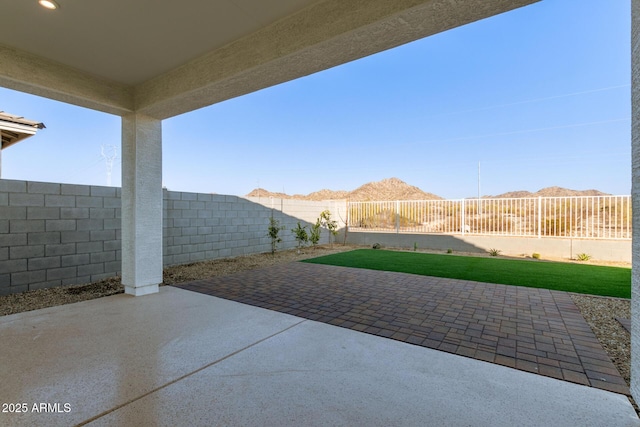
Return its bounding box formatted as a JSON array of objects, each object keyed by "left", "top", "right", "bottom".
[{"left": 124, "top": 283, "right": 159, "bottom": 297}]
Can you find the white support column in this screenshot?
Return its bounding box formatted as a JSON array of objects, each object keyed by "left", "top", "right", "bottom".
[
  {"left": 631, "top": 0, "right": 640, "bottom": 401},
  {"left": 121, "top": 113, "right": 162, "bottom": 296}
]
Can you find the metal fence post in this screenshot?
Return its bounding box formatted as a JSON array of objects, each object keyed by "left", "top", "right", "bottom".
[
  {"left": 396, "top": 200, "right": 400, "bottom": 233},
  {"left": 461, "top": 199, "right": 465, "bottom": 235},
  {"left": 537, "top": 196, "right": 542, "bottom": 239}
]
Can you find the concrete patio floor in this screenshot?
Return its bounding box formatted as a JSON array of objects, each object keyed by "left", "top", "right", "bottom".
[{"left": 1, "top": 286, "right": 638, "bottom": 427}]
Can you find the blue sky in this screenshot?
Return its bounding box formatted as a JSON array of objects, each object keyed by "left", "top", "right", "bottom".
[{"left": 0, "top": 0, "right": 630, "bottom": 199}]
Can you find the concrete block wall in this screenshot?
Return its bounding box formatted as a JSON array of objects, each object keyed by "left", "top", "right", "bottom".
[
  {"left": 246, "top": 196, "right": 347, "bottom": 246},
  {"left": 163, "top": 192, "right": 270, "bottom": 265},
  {"left": 163, "top": 193, "right": 344, "bottom": 266},
  {"left": 0, "top": 180, "right": 121, "bottom": 296},
  {"left": 0, "top": 179, "right": 348, "bottom": 295}
]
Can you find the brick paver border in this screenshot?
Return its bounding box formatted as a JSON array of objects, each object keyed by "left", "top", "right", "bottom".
[{"left": 173, "top": 262, "right": 628, "bottom": 395}]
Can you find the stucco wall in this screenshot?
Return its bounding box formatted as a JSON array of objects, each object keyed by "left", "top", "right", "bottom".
[
  {"left": 630, "top": 0, "right": 640, "bottom": 402},
  {"left": 0, "top": 179, "right": 343, "bottom": 295}
]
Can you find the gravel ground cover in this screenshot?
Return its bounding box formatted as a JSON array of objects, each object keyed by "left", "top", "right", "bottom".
[
  {"left": 0, "top": 245, "right": 354, "bottom": 317},
  {"left": 570, "top": 294, "right": 631, "bottom": 385},
  {"left": 0, "top": 245, "right": 632, "bottom": 401}
]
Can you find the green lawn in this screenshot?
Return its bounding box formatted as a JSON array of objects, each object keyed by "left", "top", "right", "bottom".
[{"left": 302, "top": 249, "right": 631, "bottom": 298}]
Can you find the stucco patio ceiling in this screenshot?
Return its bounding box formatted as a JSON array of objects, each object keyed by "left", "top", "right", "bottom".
[{"left": 0, "top": 0, "right": 538, "bottom": 120}]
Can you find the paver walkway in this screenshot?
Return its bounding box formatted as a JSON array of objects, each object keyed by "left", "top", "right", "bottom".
[{"left": 173, "top": 262, "right": 629, "bottom": 395}]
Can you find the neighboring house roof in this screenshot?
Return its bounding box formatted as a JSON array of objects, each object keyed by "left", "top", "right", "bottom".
[{"left": 0, "top": 112, "right": 45, "bottom": 150}]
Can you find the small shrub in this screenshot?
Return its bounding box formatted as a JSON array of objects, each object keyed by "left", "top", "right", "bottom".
[
  {"left": 447, "top": 248, "right": 453, "bottom": 254},
  {"left": 488, "top": 248, "right": 502, "bottom": 256},
  {"left": 309, "top": 219, "right": 322, "bottom": 247},
  {"left": 413, "top": 242, "right": 418, "bottom": 252},
  {"left": 532, "top": 252, "right": 541, "bottom": 259},
  {"left": 291, "top": 222, "right": 309, "bottom": 252},
  {"left": 320, "top": 210, "right": 339, "bottom": 247},
  {"left": 576, "top": 253, "right": 592, "bottom": 261},
  {"left": 372, "top": 243, "right": 381, "bottom": 249},
  {"left": 267, "top": 217, "right": 284, "bottom": 254}
]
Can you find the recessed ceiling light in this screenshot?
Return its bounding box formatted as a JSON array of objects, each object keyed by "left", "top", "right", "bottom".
[{"left": 38, "top": 0, "right": 60, "bottom": 10}]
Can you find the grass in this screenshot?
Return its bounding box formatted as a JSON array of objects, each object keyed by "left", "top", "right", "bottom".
[{"left": 302, "top": 249, "right": 631, "bottom": 298}]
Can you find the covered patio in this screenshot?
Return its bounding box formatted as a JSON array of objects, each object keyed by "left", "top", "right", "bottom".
[
  {"left": 0, "top": 0, "right": 546, "bottom": 296},
  {"left": 2, "top": 0, "right": 640, "bottom": 425}
]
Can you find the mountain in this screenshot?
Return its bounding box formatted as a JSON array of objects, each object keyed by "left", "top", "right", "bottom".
[
  {"left": 305, "top": 189, "right": 350, "bottom": 201},
  {"left": 245, "top": 188, "right": 292, "bottom": 199},
  {"left": 493, "top": 186, "right": 610, "bottom": 198},
  {"left": 246, "top": 177, "right": 443, "bottom": 201},
  {"left": 348, "top": 177, "right": 442, "bottom": 201},
  {"left": 245, "top": 188, "right": 348, "bottom": 200},
  {"left": 492, "top": 190, "right": 535, "bottom": 198},
  {"left": 247, "top": 181, "right": 611, "bottom": 202}
]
